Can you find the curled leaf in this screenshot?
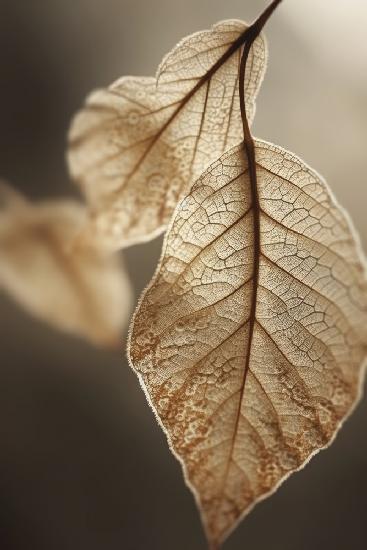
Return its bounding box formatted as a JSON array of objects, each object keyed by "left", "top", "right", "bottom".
[
  {"left": 0, "top": 182, "right": 132, "bottom": 346},
  {"left": 68, "top": 20, "right": 267, "bottom": 249},
  {"left": 129, "top": 141, "right": 367, "bottom": 547}
]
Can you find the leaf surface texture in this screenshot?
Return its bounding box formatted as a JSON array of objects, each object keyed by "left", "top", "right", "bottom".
[
  {"left": 68, "top": 20, "right": 267, "bottom": 249},
  {"left": 129, "top": 140, "right": 367, "bottom": 546}
]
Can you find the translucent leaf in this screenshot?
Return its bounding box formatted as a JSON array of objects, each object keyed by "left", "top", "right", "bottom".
[
  {"left": 0, "top": 183, "right": 132, "bottom": 346},
  {"left": 68, "top": 20, "right": 267, "bottom": 249},
  {"left": 128, "top": 141, "right": 367, "bottom": 547}
]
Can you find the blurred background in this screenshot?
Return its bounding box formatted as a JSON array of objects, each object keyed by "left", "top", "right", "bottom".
[{"left": 0, "top": 0, "right": 366, "bottom": 548}]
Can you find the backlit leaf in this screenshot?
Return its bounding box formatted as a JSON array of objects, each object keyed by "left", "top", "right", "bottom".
[
  {"left": 128, "top": 140, "right": 367, "bottom": 547},
  {"left": 0, "top": 183, "right": 132, "bottom": 346},
  {"left": 68, "top": 20, "right": 267, "bottom": 249}
]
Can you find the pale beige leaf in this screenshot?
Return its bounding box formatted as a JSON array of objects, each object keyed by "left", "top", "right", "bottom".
[
  {"left": 68, "top": 20, "right": 267, "bottom": 250},
  {"left": 129, "top": 140, "right": 367, "bottom": 547},
  {"left": 0, "top": 183, "right": 132, "bottom": 346}
]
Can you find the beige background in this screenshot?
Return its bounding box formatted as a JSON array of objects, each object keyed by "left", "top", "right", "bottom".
[{"left": 0, "top": 1, "right": 366, "bottom": 549}]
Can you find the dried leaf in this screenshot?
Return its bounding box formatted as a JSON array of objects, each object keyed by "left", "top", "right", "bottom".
[
  {"left": 68, "top": 20, "right": 267, "bottom": 249},
  {"left": 129, "top": 140, "right": 367, "bottom": 547},
  {"left": 0, "top": 183, "right": 132, "bottom": 346}
]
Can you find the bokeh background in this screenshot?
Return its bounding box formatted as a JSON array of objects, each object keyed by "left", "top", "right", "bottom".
[{"left": 0, "top": 1, "right": 366, "bottom": 549}]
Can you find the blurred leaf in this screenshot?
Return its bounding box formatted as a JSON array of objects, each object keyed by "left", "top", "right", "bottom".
[
  {"left": 129, "top": 140, "right": 367, "bottom": 547},
  {"left": 68, "top": 20, "right": 267, "bottom": 250},
  {"left": 0, "top": 182, "right": 132, "bottom": 346}
]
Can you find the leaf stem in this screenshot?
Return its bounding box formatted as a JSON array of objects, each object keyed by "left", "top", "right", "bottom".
[
  {"left": 208, "top": 4, "right": 283, "bottom": 549},
  {"left": 248, "top": 0, "right": 284, "bottom": 40},
  {"left": 236, "top": 1, "right": 282, "bottom": 376},
  {"left": 236, "top": 0, "right": 283, "bottom": 393}
]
